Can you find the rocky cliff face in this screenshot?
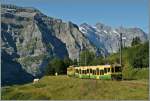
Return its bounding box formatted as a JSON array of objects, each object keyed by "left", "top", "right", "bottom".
[
  {"left": 79, "top": 23, "right": 147, "bottom": 55},
  {"left": 1, "top": 4, "right": 95, "bottom": 85}
]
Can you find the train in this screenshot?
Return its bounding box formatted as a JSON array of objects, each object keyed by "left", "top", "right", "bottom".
[{"left": 67, "top": 64, "right": 122, "bottom": 80}]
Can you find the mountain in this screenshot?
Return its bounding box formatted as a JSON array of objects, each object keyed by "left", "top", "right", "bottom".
[
  {"left": 1, "top": 4, "right": 147, "bottom": 86},
  {"left": 79, "top": 23, "right": 147, "bottom": 55},
  {"left": 1, "top": 4, "right": 95, "bottom": 85}
]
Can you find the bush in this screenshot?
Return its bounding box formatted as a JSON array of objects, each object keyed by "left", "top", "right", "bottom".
[
  {"left": 45, "top": 57, "right": 73, "bottom": 75},
  {"left": 106, "top": 42, "right": 149, "bottom": 80},
  {"left": 45, "top": 57, "right": 65, "bottom": 75},
  {"left": 123, "top": 67, "right": 149, "bottom": 80},
  {"left": 129, "top": 42, "right": 148, "bottom": 68}
]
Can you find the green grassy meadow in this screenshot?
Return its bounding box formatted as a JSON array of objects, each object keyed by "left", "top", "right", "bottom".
[{"left": 1, "top": 75, "right": 149, "bottom": 100}]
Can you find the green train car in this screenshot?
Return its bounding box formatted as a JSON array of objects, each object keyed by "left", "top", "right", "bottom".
[{"left": 67, "top": 64, "right": 122, "bottom": 80}]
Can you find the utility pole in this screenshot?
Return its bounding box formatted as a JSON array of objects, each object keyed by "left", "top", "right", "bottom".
[
  {"left": 120, "top": 33, "right": 122, "bottom": 68},
  {"left": 78, "top": 52, "right": 80, "bottom": 66},
  {"left": 85, "top": 50, "right": 86, "bottom": 66}
]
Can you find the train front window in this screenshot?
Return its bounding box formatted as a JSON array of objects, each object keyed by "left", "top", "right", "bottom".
[{"left": 115, "top": 66, "right": 121, "bottom": 72}]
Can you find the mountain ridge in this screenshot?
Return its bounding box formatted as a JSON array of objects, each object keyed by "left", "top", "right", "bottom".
[{"left": 79, "top": 23, "right": 147, "bottom": 54}]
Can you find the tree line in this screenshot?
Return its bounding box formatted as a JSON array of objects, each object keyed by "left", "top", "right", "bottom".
[{"left": 45, "top": 37, "right": 149, "bottom": 75}]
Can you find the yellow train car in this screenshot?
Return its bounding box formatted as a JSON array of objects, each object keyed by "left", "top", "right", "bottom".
[{"left": 67, "top": 64, "right": 122, "bottom": 80}]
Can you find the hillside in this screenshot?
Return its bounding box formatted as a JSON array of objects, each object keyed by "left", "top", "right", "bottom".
[{"left": 1, "top": 76, "right": 149, "bottom": 100}]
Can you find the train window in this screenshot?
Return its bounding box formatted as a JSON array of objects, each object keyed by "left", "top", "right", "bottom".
[
  {"left": 93, "top": 70, "right": 96, "bottom": 75},
  {"left": 102, "top": 70, "right": 104, "bottom": 75},
  {"left": 83, "top": 70, "right": 85, "bottom": 74},
  {"left": 83, "top": 70, "right": 84, "bottom": 74},
  {"left": 90, "top": 69, "right": 92, "bottom": 73},
  {"left": 93, "top": 70, "right": 95, "bottom": 75},
  {"left": 104, "top": 68, "right": 107, "bottom": 73},
  {"left": 99, "top": 70, "right": 101, "bottom": 75},
  {"left": 112, "top": 68, "right": 114, "bottom": 73},
  {"left": 100, "top": 70, "right": 104, "bottom": 75},
  {"left": 108, "top": 68, "right": 110, "bottom": 72},
  {"left": 92, "top": 70, "right": 94, "bottom": 75},
  {"left": 84, "top": 70, "right": 86, "bottom": 74},
  {"left": 87, "top": 69, "right": 89, "bottom": 73},
  {"left": 96, "top": 68, "right": 99, "bottom": 75}
]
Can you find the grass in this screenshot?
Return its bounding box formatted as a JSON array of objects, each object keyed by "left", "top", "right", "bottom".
[
  {"left": 1, "top": 75, "right": 149, "bottom": 100},
  {"left": 122, "top": 68, "right": 149, "bottom": 80}
]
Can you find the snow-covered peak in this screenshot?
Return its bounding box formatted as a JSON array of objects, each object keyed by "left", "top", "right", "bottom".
[
  {"left": 103, "top": 30, "right": 108, "bottom": 33},
  {"left": 79, "top": 26, "right": 87, "bottom": 34},
  {"left": 79, "top": 22, "right": 147, "bottom": 54}
]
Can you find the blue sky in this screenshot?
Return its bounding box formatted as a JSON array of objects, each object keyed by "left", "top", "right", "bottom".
[{"left": 1, "top": 0, "right": 149, "bottom": 32}]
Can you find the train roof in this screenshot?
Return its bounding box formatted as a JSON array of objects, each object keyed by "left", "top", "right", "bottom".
[
  {"left": 74, "top": 65, "right": 112, "bottom": 69},
  {"left": 68, "top": 64, "right": 121, "bottom": 70}
]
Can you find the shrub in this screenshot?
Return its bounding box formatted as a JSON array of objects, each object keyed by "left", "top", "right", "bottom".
[
  {"left": 45, "top": 57, "right": 72, "bottom": 75},
  {"left": 129, "top": 42, "right": 148, "bottom": 68}
]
